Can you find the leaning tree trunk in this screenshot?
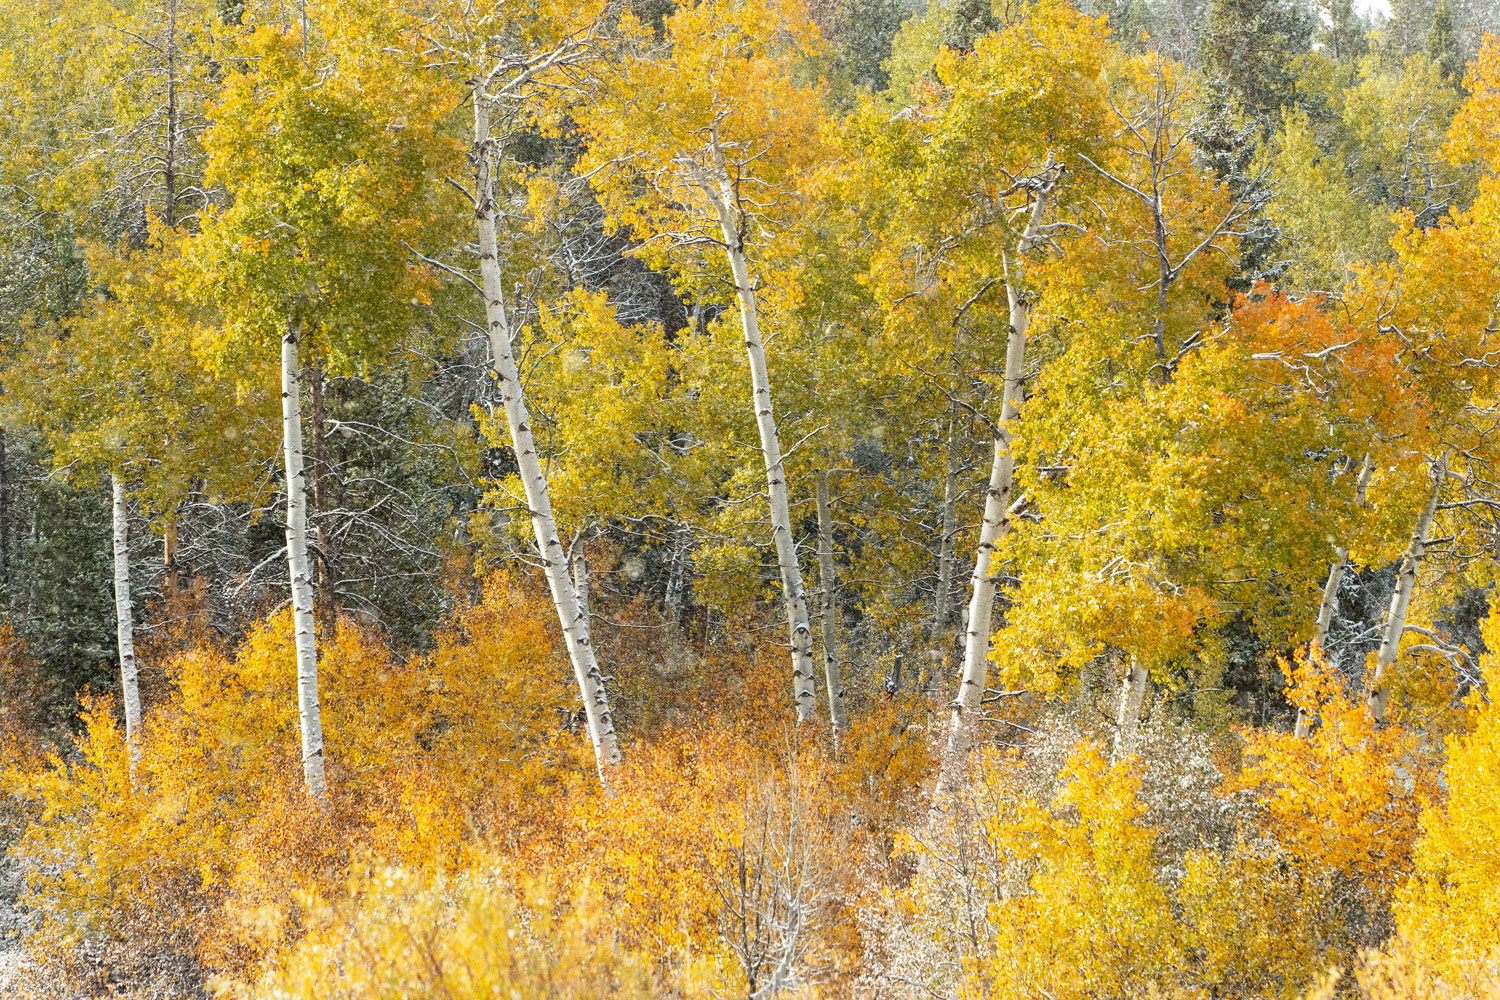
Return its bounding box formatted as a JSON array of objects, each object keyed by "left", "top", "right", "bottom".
[
  {"left": 699, "top": 137, "right": 817, "bottom": 722},
  {"left": 111, "top": 474, "right": 143, "bottom": 762},
  {"left": 931, "top": 173, "right": 1059, "bottom": 804},
  {"left": 281, "top": 321, "right": 328, "bottom": 799},
  {"left": 1298, "top": 456, "right": 1375, "bottom": 737},
  {"left": 474, "top": 93, "right": 621, "bottom": 788},
  {"left": 814, "top": 471, "right": 847, "bottom": 736},
  {"left": 1368, "top": 454, "right": 1446, "bottom": 724}
]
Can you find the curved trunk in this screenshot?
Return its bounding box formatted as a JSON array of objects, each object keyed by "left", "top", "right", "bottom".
[
  {"left": 474, "top": 93, "right": 621, "bottom": 789},
  {"left": 111, "top": 474, "right": 142, "bottom": 763},
  {"left": 931, "top": 174, "right": 1058, "bottom": 804},
  {"left": 282, "top": 322, "right": 328, "bottom": 799},
  {"left": 1368, "top": 455, "right": 1445, "bottom": 724}
]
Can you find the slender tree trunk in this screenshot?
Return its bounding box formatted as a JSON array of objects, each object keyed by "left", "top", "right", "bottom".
[
  {"left": 698, "top": 137, "right": 817, "bottom": 722},
  {"left": 663, "top": 522, "right": 690, "bottom": 622},
  {"left": 281, "top": 320, "right": 328, "bottom": 799},
  {"left": 1112, "top": 656, "right": 1149, "bottom": 761},
  {"left": 1368, "top": 454, "right": 1446, "bottom": 724},
  {"left": 814, "top": 471, "right": 846, "bottom": 735},
  {"left": 473, "top": 93, "right": 620, "bottom": 788},
  {"left": 932, "top": 172, "right": 1059, "bottom": 803},
  {"left": 932, "top": 421, "right": 961, "bottom": 637},
  {"left": 309, "top": 357, "right": 337, "bottom": 627},
  {"left": 0, "top": 428, "right": 9, "bottom": 598},
  {"left": 927, "top": 420, "right": 963, "bottom": 697},
  {"left": 111, "top": 474, "right": 143, "bottom": 761},
  {"left": 162, "top": 520, "right": 179, "bottom": 600},
  {"left": 1299, "top": 456, "right": 1375, "bottom": 737}
]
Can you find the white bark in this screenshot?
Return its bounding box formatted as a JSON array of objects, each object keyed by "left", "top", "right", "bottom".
[
  {"left": 932, "top": 171, "right": 1059, "bottom": 803},
  {"left": 572, "top": 544, "right": 591, "bottom": 632},
  {"left": 282, "top": 322, "right": 328, "bottom": 800},
  {"left": 1368, "top": 454, "right": 1446, "bottom": 724},
  {"left": 111, "top": 474, "right": 142, "bottom": 762},
  {"left": 474, "top": 93, "right": 621, "bottom": 787},
  {"left": 697, "top": 133, "right": 817, "bottom": 722},
  {"left": 1300, "top": 456, "right": 1375, "bottom": 737},
  {"left": 1112, "top": 656, "right": 1150, "bottom": 761},
  {"left": 814, "top": 471, "right": 846, "bottom": 735}
]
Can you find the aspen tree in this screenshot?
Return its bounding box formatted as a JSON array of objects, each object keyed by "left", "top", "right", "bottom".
[
  {"left": 0, "top": 0, "right": 240, "bottom": 738},
  {"left": 178, "top": 16, "right": 457, "bottom": 797},
  {"left": 411, "top": 0, "right": 624, "bottom": 786},
  {"left": 473, "top": 89, "right": 621, "bottom": 784},
  {"left": 833, "top": 2, "right": 1113, "bottom": 795},
  {"left": 110, "top": 475, "right": 142, "bottom": 759},
  {"left": 576, "top": 0, "right": 832, "bottom": 722},
  {"left": 935, "top": 169, "right": 1064, "bottom": 800}
]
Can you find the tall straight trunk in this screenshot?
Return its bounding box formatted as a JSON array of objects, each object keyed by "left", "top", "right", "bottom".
[
  {"left": 932, "top": 174, "right": 1059, "bottom": 803},
  {"left": 698, "top": 135, "right": 817, "bottom": 722},
  {"left": 111, "top": 474, "right": 143, "bottom": 759},
  {"left": 1299, "top": 456, "right": 1375, "bottom": 737},
  {"left": 1112, "top": 656, "right": 1149, "bottom": 761},
  {"left": 474, "top": 93, "right": 621, "bottom": 788},
  {"left": 281, "top": 321, "right": 328, "bottom": 799},
  {"left": 1368, "top": 454, "right": 1446, "bottom": 724},
  {"left": 814, "top": 471, "right": 846, "bottom": 735}
]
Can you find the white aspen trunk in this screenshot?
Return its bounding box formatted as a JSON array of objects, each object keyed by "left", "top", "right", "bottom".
[
  {"left": 111, "top": 474, "right": 142, "bottom": 761},
  {"left": 814, "top": 471, "right": 847, "bottom": 735},
  {"left": 931, "top": 174, "right": 1058, "bottom": 803},
  {"left": 1296, "top": 551, "right": 1347, "bottom": 738},
  {"left": 281, "top": 322, "right": 328, "bottom": 800},
  {"left": 474, "top": 94, "right": 621, "bottom": 787},
  {"left": 1299, "top": 457, "right": 1375, "bottom": 737},
  {"left": 573, "top": 544, "right": 591, "bottom": 634},
  {"left": 1112, "top": 656, "right": 1150, "bottom": 761},
  {"left": 697, "top": 136, "right": 817, "bottom": 722},
  {"left": 1368, "top": 454, "right": 1445, "bottom": 724}
]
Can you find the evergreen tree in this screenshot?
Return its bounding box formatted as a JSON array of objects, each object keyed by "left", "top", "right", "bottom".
[
  {"left": 1428, "top": 0, "right": 1465, "bottom": 81},
  {"left": 1201, "top": 0, "right": 1315, "bottom": 119},
  {"left": 1320, "top": 0, "right": 1368, "bottom": 62}
]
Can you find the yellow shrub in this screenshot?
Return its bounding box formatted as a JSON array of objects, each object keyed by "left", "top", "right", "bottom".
[
  {"left": 1232, "top": 652, "right": 1439, "bottom": 895},
  {"left": 1395, "top": 608, "right": 1500, "bottom": 987},
  {"left": 249, "top": 866, "right": 660, "bottom": 1000}
]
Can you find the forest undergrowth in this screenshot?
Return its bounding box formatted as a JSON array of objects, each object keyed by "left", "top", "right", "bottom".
[{"left": 0, "top": 566, "right": 1495, "bottom": 999}]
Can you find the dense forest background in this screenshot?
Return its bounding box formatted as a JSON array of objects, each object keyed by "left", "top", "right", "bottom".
[{"left": 0, "top": 0, "right": 1498, "bottom": 996}]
